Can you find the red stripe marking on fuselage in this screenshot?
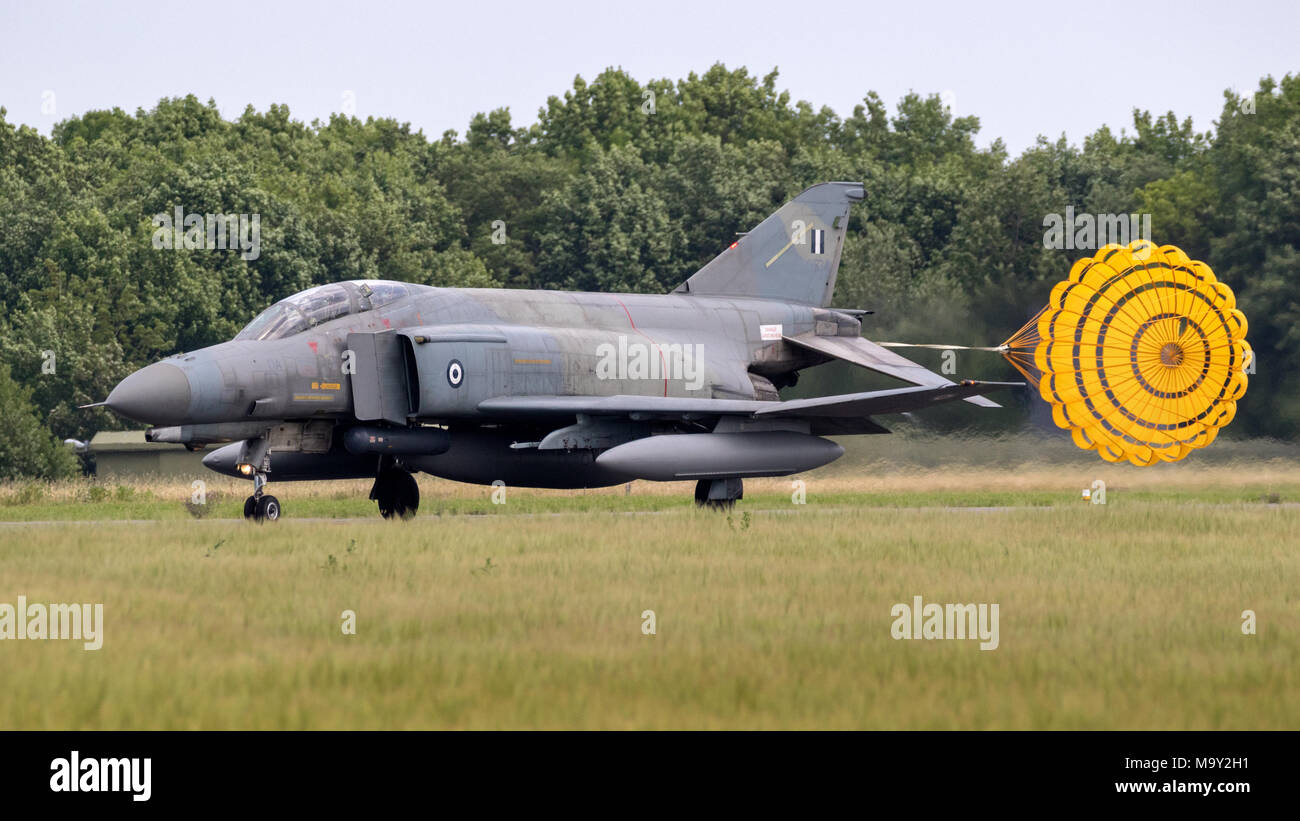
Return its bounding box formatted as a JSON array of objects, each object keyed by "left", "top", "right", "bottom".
[{"left": 612, "top": 296, "right": 668, "bottom": 397}]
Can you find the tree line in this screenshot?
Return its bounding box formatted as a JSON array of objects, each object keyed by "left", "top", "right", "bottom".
[{"left": 1, "top": 65, "right": 1296, "bottom": 478}]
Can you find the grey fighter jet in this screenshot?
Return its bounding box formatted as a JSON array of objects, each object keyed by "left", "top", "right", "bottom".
[{"left": 96, "top": 182, "right": 1018, "bottom": 520}]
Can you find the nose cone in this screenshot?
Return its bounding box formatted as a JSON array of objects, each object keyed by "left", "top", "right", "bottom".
[{"left": 106, "top": 362, "right": 192, "bottom": 424}]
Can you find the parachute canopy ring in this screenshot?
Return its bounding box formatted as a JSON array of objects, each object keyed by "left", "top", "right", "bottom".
[{"left": 1007, "top": 241, "right": 1251, "bottom": 466}]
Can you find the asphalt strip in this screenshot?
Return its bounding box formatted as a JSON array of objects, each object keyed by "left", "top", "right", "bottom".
[{"left": 1, "top": 502, "right": 1296, "bottom": 527}]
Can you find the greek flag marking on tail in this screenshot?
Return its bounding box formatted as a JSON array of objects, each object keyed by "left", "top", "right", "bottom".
[{"left": 671, "top": 182, "right": 863, "bottom": 306}]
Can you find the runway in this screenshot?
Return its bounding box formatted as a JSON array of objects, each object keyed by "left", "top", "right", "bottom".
[{"left": 3, "top": 501, "right": 1295, "bottom": 527}]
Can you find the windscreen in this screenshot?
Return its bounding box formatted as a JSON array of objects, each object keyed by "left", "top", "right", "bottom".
[
  {"left": 235, "top": 281, "right": 411, "bottom": 341},
  {"left": 234, "top": 302, "right": 309, "bottom": 341}
]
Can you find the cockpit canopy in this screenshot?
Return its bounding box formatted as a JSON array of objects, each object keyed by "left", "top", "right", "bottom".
[{"left": 234, "top": 280, "right": 410, "bottom": 341}]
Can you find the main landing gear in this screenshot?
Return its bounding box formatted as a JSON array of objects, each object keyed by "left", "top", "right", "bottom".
[
  {"left": 694, "top": 478, "right": 743, "bottom": 511},
  {"left": 371, "top": 461, "right": 419, "bottom": 520},
  {"left": 243, "top": 469, "right": 281, "bottom": 522}
]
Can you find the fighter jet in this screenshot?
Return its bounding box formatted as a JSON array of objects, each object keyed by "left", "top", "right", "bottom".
[{"left": 96, "top": 182, "right": 1019, "bottom": 520}]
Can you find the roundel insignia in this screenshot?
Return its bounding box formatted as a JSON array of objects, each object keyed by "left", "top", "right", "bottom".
[{"left": 447, "top": 359, "right": 464, "bottom": 388}]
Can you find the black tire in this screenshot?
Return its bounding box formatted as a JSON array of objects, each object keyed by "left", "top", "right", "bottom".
[
  {"left": 694, "top": 479, "right": 739, "bottom": 511},
  {"left": 254, "top": 495, "right": 280, "bottom": 522},
  {"left": 394, "top": 470, "right": 419, "bottom": 519},
  {"left": 243, "top": 496, "right": 257, "bottom": 520},
  {"left": 372, "top": 470, "right": 393, "bottom": 518},
  {"left": 376, "top": 468, "right": 419, "bottom": 520}
]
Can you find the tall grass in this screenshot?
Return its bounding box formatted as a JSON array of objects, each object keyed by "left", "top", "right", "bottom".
[{"left": 1, "top": 498, "right": 1295, "bottom": 729}]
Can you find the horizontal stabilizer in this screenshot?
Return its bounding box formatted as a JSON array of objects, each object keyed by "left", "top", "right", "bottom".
[
  {"left": 783, "top": 332, "right": 1001, "bottom": 408},
  {"left": 755, "top": 381, "right": 1022, "bottom": 418}
]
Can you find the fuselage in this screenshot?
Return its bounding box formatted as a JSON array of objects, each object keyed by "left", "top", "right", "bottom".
[
  {"left": 102, "top": 281, "right": 858, "bottom": 488},
  {"left": 109, "top": 283, "right": 848, "bottom": 429}
]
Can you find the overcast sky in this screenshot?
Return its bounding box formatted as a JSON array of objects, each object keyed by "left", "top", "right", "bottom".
[{"left": 1, "top": 0, "right": 1294, "bottom": 154}]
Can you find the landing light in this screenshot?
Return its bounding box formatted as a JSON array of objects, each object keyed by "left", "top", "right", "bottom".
[{"left": 238, "top": 463, "right": 254, "bottom": 475}]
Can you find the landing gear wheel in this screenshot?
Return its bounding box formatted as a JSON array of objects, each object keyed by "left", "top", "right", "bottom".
[
  {"left": 253, "top": 495, "right": 280, "bottom": 522},
  {"left": 373, "top": 467, "right": 419, "bottom": 520},
  {"left": 244, "top": 462, "right": 277, "bottom": 522},
  {"left": 694, "top": 481, "right": 711, "bottom": 507},
  {"left": 694, "top": 478, "right": 743, "bottom": 511}
]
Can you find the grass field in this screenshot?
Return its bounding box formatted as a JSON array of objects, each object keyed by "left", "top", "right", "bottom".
[{"left": 1, "top": 435, "right": 1297, "bottom": 729}]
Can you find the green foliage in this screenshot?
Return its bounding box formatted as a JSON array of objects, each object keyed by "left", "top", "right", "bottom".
[
  {"left": 0, "top": 65, "right": 1297, "bottom": 477},
  {"left": 1204, "top": 76, "right": 1300, "bottom": 436},
  {"left": 0, "top": 364, "right": 78, "bottom": 480}
]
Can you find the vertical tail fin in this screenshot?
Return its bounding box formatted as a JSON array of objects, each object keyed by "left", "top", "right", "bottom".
[{"left": 673, "top": 181, "right": 864, "bottom": 307}]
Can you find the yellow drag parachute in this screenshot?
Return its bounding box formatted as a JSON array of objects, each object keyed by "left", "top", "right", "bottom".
[{"left": 1003, "top": 241, "right": 1251, "bottom": 466}]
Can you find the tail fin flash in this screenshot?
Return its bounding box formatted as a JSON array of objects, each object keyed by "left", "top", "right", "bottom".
[{"left": 673, "top": 181, "right": 864, "bottom": 307}]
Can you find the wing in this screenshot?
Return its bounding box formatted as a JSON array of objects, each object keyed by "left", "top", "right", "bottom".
[
  {"left": 782, "top": 332, "right": 1001, "bottom": 408},
  {"left": 477, "top": 381, "right": 1020, "bottom": 435}
]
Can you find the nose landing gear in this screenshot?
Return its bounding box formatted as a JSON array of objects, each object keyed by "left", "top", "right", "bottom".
[
  {"left": 237, "top": 437, "right": 280, "bottom": 522},
  {"left": 243, "top": 468, "right": 281, "bottom": 522}
]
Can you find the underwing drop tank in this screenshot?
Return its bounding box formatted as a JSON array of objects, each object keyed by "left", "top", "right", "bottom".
[{"left": 594, "top": 432, "right": 843, "bottom": 481}]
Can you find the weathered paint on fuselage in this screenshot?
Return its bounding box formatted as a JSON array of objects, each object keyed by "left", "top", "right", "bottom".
[{"left": 164, "top": 285, "right": 847, "bottom": 428}]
